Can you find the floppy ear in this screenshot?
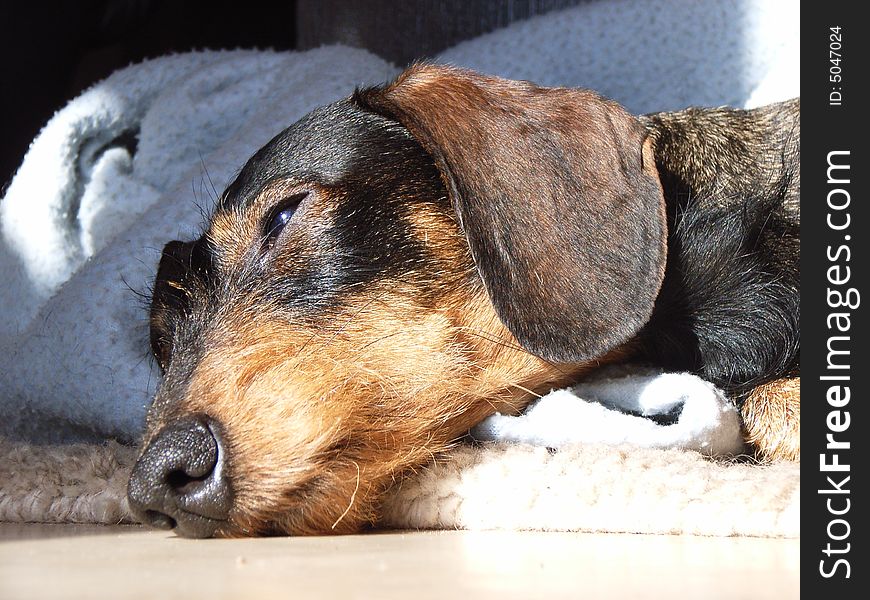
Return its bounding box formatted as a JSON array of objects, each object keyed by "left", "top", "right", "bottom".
[
  {"left": 355, "top": 64, "right": 667, "bottom": 363},
  {"left": 149, "top": 240, "right": 209, "bottom": 370}
]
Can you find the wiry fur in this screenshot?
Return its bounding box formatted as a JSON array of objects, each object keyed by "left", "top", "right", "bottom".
[
  {"left": 740, "top": 377, "right": 801, "bottom": 462},
  {"left": 147, "top": 263, "right": 599, "bottom": 536},
  {"left": 168, "top": 298, "right": 586, "bottom": 536},
  {"left": 638, "top": 180, "right": 799, "bottom": 394}
]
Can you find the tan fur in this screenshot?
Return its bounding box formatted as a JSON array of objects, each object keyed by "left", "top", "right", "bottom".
[
  {"left": 209, "top": 181, "right": 324, "bottom": 273},
  {"left": 741, "top": 377, "right": 800, "bottom": 462},
  {"left": 153, "top": 183, "right": 609, "bottom": 535},
  {"left": 169, "top": 281, "right": 602, "bottom": 536}
]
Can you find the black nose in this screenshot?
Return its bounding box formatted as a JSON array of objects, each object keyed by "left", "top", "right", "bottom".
[{"left": 127, "top": 415, "right": 232, "bottom": 538}]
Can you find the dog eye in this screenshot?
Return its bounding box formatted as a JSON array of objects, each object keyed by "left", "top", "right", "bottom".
[{"left": 264, "top": 192, "right": 308, "bottom": 241}]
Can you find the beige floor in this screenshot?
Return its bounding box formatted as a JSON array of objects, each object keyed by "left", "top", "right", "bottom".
[{"left": 0, "top": 524, "right": 798, "bottom": 599}]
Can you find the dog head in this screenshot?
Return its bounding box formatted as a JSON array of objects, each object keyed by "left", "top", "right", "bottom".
[{"left": 127, "top": 64, "right": 667, "bottom": 537}]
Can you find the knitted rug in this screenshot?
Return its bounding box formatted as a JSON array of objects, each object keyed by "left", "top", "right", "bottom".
[{"left": 0, "top": 438, "right": 799, "bottom": 538}]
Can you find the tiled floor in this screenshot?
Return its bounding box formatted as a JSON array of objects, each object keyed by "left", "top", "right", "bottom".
[{"left": 0, "top": 524, "right": 798, "bottom": 599}]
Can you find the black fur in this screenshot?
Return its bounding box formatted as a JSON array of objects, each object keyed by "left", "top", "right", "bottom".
[
  {"left": 636, "top": 99, "right": 800, "bottom": 400},
  {"left": 637, "top": 176, "right": 800, "bottom": 399}
]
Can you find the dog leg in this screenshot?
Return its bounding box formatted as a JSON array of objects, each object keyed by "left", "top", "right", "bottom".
[{"left": 741, "top": 377, "right": 800, "bottom": 461}]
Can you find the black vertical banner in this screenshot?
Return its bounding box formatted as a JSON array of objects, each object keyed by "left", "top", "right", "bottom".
[{"left": 803, "top": 3, "right": 867, "bottom": 595}]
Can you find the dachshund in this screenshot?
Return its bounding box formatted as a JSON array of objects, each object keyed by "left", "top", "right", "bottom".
[{"left": 127, "top": 64, "right": 800, "bottom": 538}]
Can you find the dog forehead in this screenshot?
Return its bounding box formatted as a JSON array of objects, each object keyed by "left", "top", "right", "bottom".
[{"left": 223, "top": 100, "right": 410, "bottom": 207}]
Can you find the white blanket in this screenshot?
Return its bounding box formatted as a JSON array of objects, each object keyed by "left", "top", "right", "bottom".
[{"left": 0, "top": 0, "right": 799, "bottom": 445}]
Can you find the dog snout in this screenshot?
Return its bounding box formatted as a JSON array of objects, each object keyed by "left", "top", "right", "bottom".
[{"left": 127, "top": 415, "right": 232, "bottom": 538}]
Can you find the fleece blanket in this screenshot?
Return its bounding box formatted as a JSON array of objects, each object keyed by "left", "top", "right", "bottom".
[{"left": 0, "top": 0, "right": 799, "bottom": 536}]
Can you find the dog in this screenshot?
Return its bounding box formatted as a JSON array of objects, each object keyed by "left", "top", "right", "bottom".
[{"left": 127, "top": 64, "right": 800, "bottom": 538}]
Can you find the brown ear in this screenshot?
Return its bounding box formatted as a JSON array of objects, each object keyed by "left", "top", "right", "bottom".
[{"left": 355, "top": 64, "right": 667, "bottom": 363}]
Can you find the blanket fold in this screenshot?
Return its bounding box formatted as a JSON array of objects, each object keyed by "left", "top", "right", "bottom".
[{"left": 473, "top": 369, "right": 745, "bottom": 455}]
